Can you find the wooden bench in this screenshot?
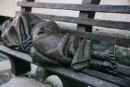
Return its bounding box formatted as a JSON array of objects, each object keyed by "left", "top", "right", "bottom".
[{"left": 0, "top": 0, "right": 130, "bottom": 87}]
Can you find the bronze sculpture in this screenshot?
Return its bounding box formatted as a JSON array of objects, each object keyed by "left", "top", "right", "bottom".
[{"left": 0, "top": 12, "right": 117, "bottom": 73}]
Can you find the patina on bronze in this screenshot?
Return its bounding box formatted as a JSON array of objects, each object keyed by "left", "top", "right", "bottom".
[{"left": 0, "top": 12, "right": 117, "bottom": 73}]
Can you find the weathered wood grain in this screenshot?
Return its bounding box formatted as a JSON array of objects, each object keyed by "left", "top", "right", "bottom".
[
  {"left": 77, "top": 0, "right": 91, "bottom": 32},
  {"left": 0, "top": 45, "right": 32, "bottom": 62},
  {"left": 40, "top": 65, "right": 120, "bottom": 87},
  {"left": 29, "top": 13, "right": 130, "bottom": 31},
  {"left": 21, "top": 0, "right": 35, "bottom": 12},
  {"left": 61, "top": 29, "right": 130, "bottom": 47},
  {"left": 18, "top": 2, "right": 130, "bottom": 14},
  {"left": 82, "top": 69, "right": 130, "bottom": 87},
  {"left": 77, "top": 0, "right": 101, "bottom": 32}
]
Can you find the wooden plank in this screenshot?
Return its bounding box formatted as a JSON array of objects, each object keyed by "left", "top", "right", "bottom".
[
  {"left": 61, "top": 29, "right": 130, "bottom": 47},
  {"left": 8, "top": 55, "right": 31, "bottom": 76},
  {"left": 86, "top": 0, "right": 101, "bottom": 32},
  {"left": 39, "top": 65, "right": 120, "bottom": 87},
  {"left": 17, "top": 2, "right": 130, "bottom": 14},
  {"left": 77, "top": 0, "right": 101, "bottom": 32},
  {"left": 82, "top": 69, "right": 130, "bottom": 87},
  {"left": 0, "top": 45, "right": 32, "bottom": 62},
  {"left": 116, "top": 64, "right": 130, "bottom": 76},
  {"left": 77, "top": 0, "right": 91, "bottom": 32},
  {"left": 30, "top": 13, "right": 130, "bottom": 31},
  {"left": 61, "top": 29, "right": 116, "bottom": 43}
]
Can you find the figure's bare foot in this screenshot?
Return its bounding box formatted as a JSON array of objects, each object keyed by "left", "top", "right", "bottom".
[
  {"left": 91, "top": 50, "right": 115, "bottom": 61},
  {"left": 90, "top": 50, "right": 117, "bottom": 73},
  {"left": 89, "top": 59, "right": 117, "bottom": 74},
  {"left": 98, "top": 50, "right": 115, "bottom": 61}
]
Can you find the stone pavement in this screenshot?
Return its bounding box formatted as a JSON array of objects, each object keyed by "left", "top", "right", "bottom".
[
  {"left": 0, "top": 60, "right": 63, "bottom": 87},
  {"left": 0, "top": 77, "right": 52, "bottom": 87}
]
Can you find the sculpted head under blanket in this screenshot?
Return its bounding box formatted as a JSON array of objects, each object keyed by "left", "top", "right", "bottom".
[{"left": 0, "top": 12, "right": 117, "bottom": 74}]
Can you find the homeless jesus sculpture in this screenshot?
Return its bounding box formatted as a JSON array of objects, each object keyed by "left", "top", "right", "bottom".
[{"left": 0, "top": 12, "right": 117, "bottom": 73}]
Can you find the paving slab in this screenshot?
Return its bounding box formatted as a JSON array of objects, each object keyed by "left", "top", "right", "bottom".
[
  {"left": 0, "top": 77, "right": 52, "bottom": 87},
  {"left": 0, "top": 60, "right": 62, "bottom": 87},
  {"left": 0, "top": 60, "right": 11, "bottom": 71}
]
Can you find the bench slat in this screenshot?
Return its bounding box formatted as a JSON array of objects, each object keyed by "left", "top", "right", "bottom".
[
  {"left": 77, "top": 0, "right": 91, "bottom": 32},
  {"left": 21, "top": 0, "right": 35, "bottom": 11},
  {"left": 17, "top": 2, "right": 130, "bottom": 14},
  {"left": 82, "top": 69, "right": 130, "bottom": 87},
  {"left": 31, "top": 13, "right": 130, "bottom": 31},
  {"left": 41, "top": 66, "right": 120, "bottom": 87},
  {"left": 61, "top": 29, "right": 130, "bottom": 47},
  {"left": 0, "top": 44, "right": 32, "bottom": 62}
]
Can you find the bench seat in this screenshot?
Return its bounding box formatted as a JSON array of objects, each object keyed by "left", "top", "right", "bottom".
[{"left": 0, "top": 44, "right": 130, "bottom": 87}]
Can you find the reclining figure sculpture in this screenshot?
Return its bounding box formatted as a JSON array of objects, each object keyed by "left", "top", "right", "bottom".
[{"left": 0, "top": 12, "right": 117, "bottom": 73}]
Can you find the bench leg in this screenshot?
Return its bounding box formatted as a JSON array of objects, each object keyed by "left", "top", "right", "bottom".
[
  {"left": 36, "top": 67, "right": 54, "bottom": 81},
  {"left": 8, "top": 55, "right": 31, "bottom": 76},
  {"left": 58, "top": 75, "right": 88, "bottom": 87},
  {"left": 36, "top": 67, "right": 88, "bottom": 87}
]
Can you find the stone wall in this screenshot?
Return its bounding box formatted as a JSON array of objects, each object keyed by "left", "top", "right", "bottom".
[{"left": 0, "top": 0, "right": 15, "bottom": 17}]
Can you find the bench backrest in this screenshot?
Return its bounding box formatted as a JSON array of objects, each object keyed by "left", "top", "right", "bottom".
[{"left": 17, "top": 0, "right": 130, "bottom": 47}]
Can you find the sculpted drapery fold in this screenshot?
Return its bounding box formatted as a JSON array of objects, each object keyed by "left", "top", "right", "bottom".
[{"left": 1, "top": 12, "right": 117, "bottom": 72}]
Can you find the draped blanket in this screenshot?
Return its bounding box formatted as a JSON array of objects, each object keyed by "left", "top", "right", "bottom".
[{"left": 1, "top": 12, "right": 116, "bottom": 72}]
